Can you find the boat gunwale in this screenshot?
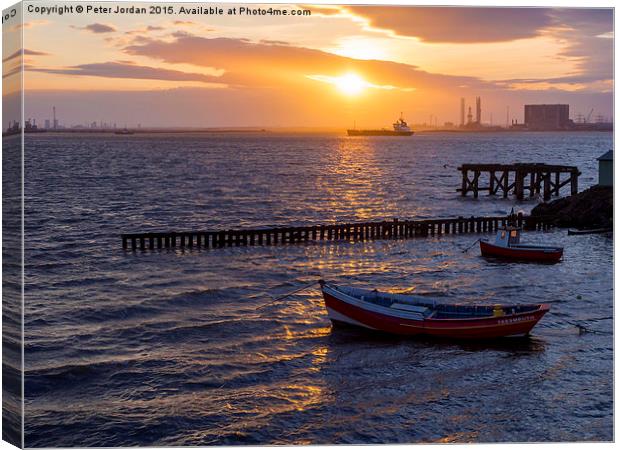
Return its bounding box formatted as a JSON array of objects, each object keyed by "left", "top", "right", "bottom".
[{"left": 480, "top": 239, "right": 563, "bottom": 253}]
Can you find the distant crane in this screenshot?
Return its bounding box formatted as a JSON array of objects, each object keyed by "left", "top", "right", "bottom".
[{"left": 586, "top": 108, "right": 594, "bottom": 123}]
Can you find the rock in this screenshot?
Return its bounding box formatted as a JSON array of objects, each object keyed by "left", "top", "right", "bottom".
[{"left": 531, "top": 185, "right": 613, "bottom": 229}]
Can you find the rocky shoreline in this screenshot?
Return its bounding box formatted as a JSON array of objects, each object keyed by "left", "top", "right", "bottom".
[{"left": 531, "top": 185, "right": 613, "bottom": 229}]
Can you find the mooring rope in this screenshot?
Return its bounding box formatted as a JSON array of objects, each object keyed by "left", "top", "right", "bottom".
[
  {"left": 563, "top": 319, "right": 613, "bottom": 335},
  {"left": 257, "top": 280, "right": 319, "bottom": 311},
  {"left": 462, "top": 238, "right": 481, "bottom": 253}
]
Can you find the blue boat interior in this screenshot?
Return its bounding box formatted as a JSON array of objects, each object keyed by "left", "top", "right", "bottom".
[{"left": 334, "top": 284, "right": 541, "bottom": 319}]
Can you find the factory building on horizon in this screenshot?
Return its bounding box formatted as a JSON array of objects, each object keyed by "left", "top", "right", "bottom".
[{"left": 524, "top": 104, "right": 571, "bottom": 130}]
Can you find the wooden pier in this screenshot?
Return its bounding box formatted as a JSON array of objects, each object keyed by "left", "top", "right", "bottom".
[
  {"left": 458, "top": 164, "right": 580, "bottom": 201},
  {"left": 121, "top": 213, "right": 553, "bottom": 251}
]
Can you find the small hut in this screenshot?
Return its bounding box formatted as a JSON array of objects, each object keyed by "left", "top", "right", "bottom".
[{"left": 597, "top": 150, "right": 613, "bottom": 187}]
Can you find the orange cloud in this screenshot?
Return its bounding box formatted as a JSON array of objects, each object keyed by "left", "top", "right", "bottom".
[{"left": 124, "top": 34, "right": 494, "bottom": 92}]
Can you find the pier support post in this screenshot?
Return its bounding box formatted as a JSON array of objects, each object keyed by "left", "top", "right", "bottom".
[
  {"left": 472, "top": 171, "right": 480, "bottom": 198},
  {"left": 571, "top": 170, "right": 579, "bottom": 195},
  {"left": 461, "top": 169, "right": 468, "bottom": 196},
  {"left": 543, "top": 172, "right": 551, "bottom": 201},
  {"left": 515, "top": 170, "right": 524, "bottom": 200}
]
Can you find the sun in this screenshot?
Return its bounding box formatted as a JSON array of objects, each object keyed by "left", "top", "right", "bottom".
[{"left": 334, "top": 73, "right": 366, "bottom": 96}]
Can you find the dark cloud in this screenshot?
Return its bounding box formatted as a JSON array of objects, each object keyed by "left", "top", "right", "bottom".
[
  {"left": 171, "top": 31, "right": 193, "bottom": 38},
  {"left": 125, "top": 25, "right": 164, "bottom": 35},
  {"left": 259, "top": 39, "right": 290, "bottom": 46},
  {"left": 549, "top": 9, "right": 613, "bottom": 85},
  {"left": 3, "top": 48, "right": 49, "bottom": 63},
  {"left": 3, "top": 64, "right": 24, "bottom": 79},
  {"left": 344, "top": 7, "right": 554, "bottom": 43},
  {"left": 28, "top": 62, "right": 221, "bottom": 83},
  {"left": 80, "top": 23, "right": 117, "bottom": 33},
  {"left": 552, "top": 8, "right": 613, "bottom": 34}
]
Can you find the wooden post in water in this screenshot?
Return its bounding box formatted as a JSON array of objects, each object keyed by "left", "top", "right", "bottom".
[
  {"left": 473, "top": 171, "right": 480, "bottom": 198},
  {"left": 543, "top": 172, "right": 551, "bottom": 201},
  {"left": 515, "top": 170, "right": 524, "bottom": 200},
  {"left": 571, "top": 169, "right": 579, "bottom": 195},
  {"left": 461, "top": 169, "right": 468, "bottom": 197}
]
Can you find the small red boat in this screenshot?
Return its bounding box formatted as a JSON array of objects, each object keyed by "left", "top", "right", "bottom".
[
  {"left": 480, "top": 226, "right": 563, "bottom": 263},
  {"left": 319, "top": 280, "right": 549, "bottom": 339}
]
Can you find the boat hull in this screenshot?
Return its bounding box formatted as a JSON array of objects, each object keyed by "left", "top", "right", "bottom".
[
  {"left": 568, "top": 228, "right": 612, "bottom": 235},
  {"left": 347, "top": 129, "right": 413, "bottom": 136},
  {"left": 480, "top": 240, "right": 563, "bottom": 263},
  {"left": 322, "top": 286, "right": 549, "bottom": 339}
]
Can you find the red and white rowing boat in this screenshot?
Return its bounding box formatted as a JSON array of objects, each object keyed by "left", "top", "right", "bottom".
[
  {"left": 319, "top": 280, "right": 549, "bottom": 339},
  {"left": 480, "top": 226, "right": 563, "bottom": 263}
]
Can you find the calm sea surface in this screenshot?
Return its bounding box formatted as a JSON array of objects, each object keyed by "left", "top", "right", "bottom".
[{"left": 22, "top": 132, "right": 613, "bottom": 446}]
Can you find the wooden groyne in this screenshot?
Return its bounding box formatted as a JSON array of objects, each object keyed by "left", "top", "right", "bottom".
[
  {"left": 458, "top": 164, "right": 580, "bottom": 200},
  {"left": 121, "top": 213, "right": 553, "bottom": 251}
]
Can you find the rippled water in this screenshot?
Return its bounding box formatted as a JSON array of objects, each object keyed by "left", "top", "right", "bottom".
[{"left": 22, "top": 132, "right": 612, "bottom": 446}]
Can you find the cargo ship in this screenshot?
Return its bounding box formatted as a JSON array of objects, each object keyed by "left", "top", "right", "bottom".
[{"left": 347, "top": 114, "right": 414, "bottom": 136}]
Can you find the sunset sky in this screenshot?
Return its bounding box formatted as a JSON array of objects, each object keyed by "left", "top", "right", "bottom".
[{"left": 4, "top": 3, "right": 614, "bottom": 128}]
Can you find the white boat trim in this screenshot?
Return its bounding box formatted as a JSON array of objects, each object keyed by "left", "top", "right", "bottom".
[
  {"left": 323, "top": 284, "right": 426, "bottom": 321},
  {"left": 326, "top": 306, "right": 376, "bottom": 329}
]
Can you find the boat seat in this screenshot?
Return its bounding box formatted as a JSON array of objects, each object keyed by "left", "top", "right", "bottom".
[{"left": 390, "top": 303, "right": 429, "bottom": 314}]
